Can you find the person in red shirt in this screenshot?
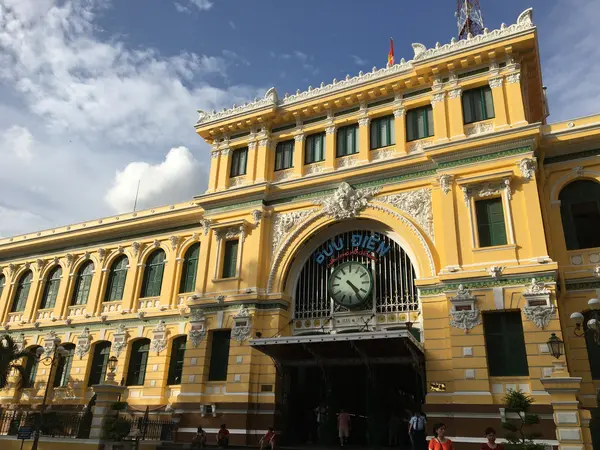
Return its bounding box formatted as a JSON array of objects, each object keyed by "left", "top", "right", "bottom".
[
  {"left": 337, "top": 409, "right": 351, "bottom": 447},
  {"left": 260, "top": 427, "right": 276, "bottom": 450},
  {"left": 428, "top": 423, "right": 454, "bottom": 450},
  {"left": 481, "top": 427, "right": 504, "bottom": 450},
  {"left": 217, "top": 424, "right": 230, "bottom": 448}
]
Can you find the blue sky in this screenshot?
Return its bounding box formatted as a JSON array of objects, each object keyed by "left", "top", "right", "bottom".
[{"left": 0, "top": 0, "right": 598, "bottom": 237}]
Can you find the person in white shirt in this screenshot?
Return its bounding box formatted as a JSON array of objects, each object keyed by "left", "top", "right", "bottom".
[{"left": 408, "top": 411, "right": 426, "bottom": 450}]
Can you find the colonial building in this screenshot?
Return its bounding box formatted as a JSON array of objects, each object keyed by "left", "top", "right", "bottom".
[{"left": 0, "top": 8, "right": 598, "bottom": 449}]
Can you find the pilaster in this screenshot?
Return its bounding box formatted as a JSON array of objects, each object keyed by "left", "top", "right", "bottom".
[
  {"left": 293, "top": 134, "right": 305, "bottom": 178},
  {"left": 446, "top": 87, "right": 465, "bottom": 139},
  {"left": 324, "top": 124, "right": 336, "bottom": 171},
  {"left": 505, "top": 59, "right": 527, "bottom": 126},
  {"left": 489, "top": 77, "right": 509, "bottom": 130},
  {"left": 216, "top": 147, "right": 232, "bottom": 190},
  {"left": 393, "top": 106, "right": 406, "bottom": 155},
  {"left": 358, "top": 116, "right": 371, "bottom": 162},
  {"left": 433, "top": 175, "right": 460, "bottom": 271},
  {"left": 246, "top": 142, "right": 258, "bottom": 183},
  {"left": 207, "top": 148, "right": 221, "bottom": 193},
  {"left": 254, "top": 134, "right": 271, "bottom": 183},
  {"left": 431, "top": 92, "right": 448, "bottom": 143}
]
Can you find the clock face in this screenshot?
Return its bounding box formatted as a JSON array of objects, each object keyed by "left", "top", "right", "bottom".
[{"left": 328, "top": 262, "right": 373, "bottom": 308}]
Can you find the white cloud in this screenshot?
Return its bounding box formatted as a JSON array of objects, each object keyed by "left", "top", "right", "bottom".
[
  {"left": 0, "top": 0, "right": 263, "bottom": 236},
  {"left": 0, "top": 125, "right": 34, "bottom": 163},
  {"left": 175, "top": 0, "right": 213, "bottom": 14},
  {"left": 0, "top": 205, "right": 48, "bottom": 238},
  {"left": 352, "top": 55, "right": 368, "bottom": 66},
  {"left": 105, "top": 147, "right": 203, "bottom": 213}
]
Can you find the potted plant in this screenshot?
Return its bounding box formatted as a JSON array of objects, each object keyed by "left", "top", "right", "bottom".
[{"left": 502, "top": 389, "right": 545, "bottom": 450}]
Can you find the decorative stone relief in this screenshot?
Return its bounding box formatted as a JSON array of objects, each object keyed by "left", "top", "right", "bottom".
[
  {"left": 438, "top": 174, "right": 454, "bottom": 195},
  {"left": 273, "top": 170, "right": 294, "bottom": 183},
  {"left": 524, "top": 278, "right": 550, "bottom": 296},
  {"left": 461, "top": 179, "right": 512, "bottom": 207},
  {"left": 573, "top": 166, "right": 585, "bottom": 177},
  {"left": 519, "top": 158, "right": 536, "bottom": 180},
  {"left": 487, "top": 266, "right": 504, "bottom": 279},
  {"left": 75, "top": 327, "right": 92, "bottom": 359},
  {"left": 594, "top": 266, "right": 600, "bottom": 278},
  {"left": 152, "top": 239, "right": 161, "bottom": 248},
  {"left": 112, "top": 324, "right": 128, "bottom": 357},
  {"left": 97, "top": 248, "right": 106, "bottom": 263},
  {"left": 407, "top": 139, "right": 434, "bottom": 153},
  {"left": 271, "top": 209, "right": 316, "bottom": 255},
  {"left": 252, "top": 210, "right": 262, "bottom": 226},
  {"left": 393, "top": 108, "right": 405, "bottom": 118},
  {"left": 169, "top": 236, "right": 180, "bottom": 251},
  {"left": 131, "top": 242, "right": 141, "bottom": 257},
  {"left": 523, "top": 305, "right": 555, "bottom": 329},
  {"left": 305, "top": 164, "right": 326, "bottom": 175},
  {"left": 337, "top": 156, "right": 360, "bottom": 169},
  {"left": 229, "top": 176, "right": 246, "bottom": 188},
  {"left": 232, "top": 305, "right": 252, "bottom": 343},
  {"left": 66, "top": 254, "right": 74, "bottom": 267},
  {"left": 188, "top": 308, "right": 206, "bottom": 348},
  {"left": 465, "top": 121, "right": 494, "bottom": 137},
  {"left": 43, "top": 330, "right": 58, "bottom": 358},
  {"left": 314, "top": 182, "right": 380, "bottom": 221},
  {"left": 431, "top": 92, "right": 446, "bottom": 104},
  {"left": 450, "top": 310, "right": 482, "bottom": 333},
  {"left": 371, "top": 148, "right": 395, "bottom": 162},
  {"left": 14, "top": 333, "right": 25, "bottom": 352},
  {"left": 200, "top": 219, "right": 212, "bottom": 236},
  {"left": 522, "top": 277, "right": 552, "bottom": 312},
  {"left": 378, "top": 189, "right": 434, "bottom": 240},
  {"left": 358, "top": 117, "right": 370, "bottom": 127},
  {"left": 488, "top": 77, "right": 503, "bottom": 89},
  {"left": 35, "top": 259, "right": 45, "bottom": 272},
  {"left": 448, "top": 88, "right": 462, "bottom": 99},
  {"left": 325, "top": 126, "right": 336, "bottom": 135},
  {"left": 506, "top": 73, "right": 521, "bottom": 84},
  {"left": 150, "top": 320, "right": 168, "bottom": 354},
  {"left": 215, "top": 225, "right": 247, "bottom": 243}
]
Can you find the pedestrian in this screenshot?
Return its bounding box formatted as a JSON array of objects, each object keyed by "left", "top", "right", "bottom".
[
  {"left": 191, "top": 427, "right": 207, "bottom": 449},
  {"left": 481, "top": 427, "right": 503, "bottom": 450},
  {"left": 337, "top": 408, "right": 351, "bottom": 447},
  {"left": 217, "top": 424, "right": 230, "bottom": 448},
  {"left": 428, "top": 423, "right": 454, "bottom": 450},
  {"left": 260, "top": 427, "right": 276, "bottom": 450},
  {"left": 314, "top": 402, "right": 328, "bottom": 443},
  {"left": 408, "top": 411, "right": 426, "bottom": 450}
]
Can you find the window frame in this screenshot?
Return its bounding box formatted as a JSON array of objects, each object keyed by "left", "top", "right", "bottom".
[
  {"left": 221, "top": 239, "right": 239, "bottom": 279},
  {"left": 229, "top": 147, "right": 248, "bottom": 178},
  {"left": 88, "top": 342, "right": 111, "bottom": 386},
  {"left": 370, "top": 115, "right": 396, "bottom": 150},
  {"left": 208, "top": 330, "right": 231, "bottom": 381},
  {"left": 167, "top": 336, "right": 187, "bottom": 385},
  {"left": 483, "top": 310, "right": 529, "bottom": 377},
  {"left": 140, "top": 249, "right": 166, "bottom": 298},
  {"left": 336, "top": 124, "right": 359, "bottom": 157},
  {"left": 179, "top": 243, "right": 200, "bottom": 294},
  {"left": 53, "top": 343, "right": 75, "bottom": 387},
  {"left": 12, "top": 271, "right": 33, "bottom": 313},
  {"left": 406, "top": 105, "right": 434, "bottom": 142},
  {"left": 475, "top": 197, "right": 508, "bottom": 248},
  {"left": 304, "top": 132, "right": 325, "bottom": 165},
  {"left": 104, "top": 255, "right": 129, "bottom": 302},
  {"left": 559, "top": 180, "right": 600, "bottom": 251},
  {"left": 274, "top": 140, "right": 294, "bottom": 171},
  {"left": 71, "top": 261, "right": 94, "bottom": 306},
  {"left": 126, "top": 339, "right": 151, "bottom": 386},
  {"left": 40, "top": 266, "right": 62, "bottom": 309},
  {"left": 462, "top": 85, "right": 495, "bottom": 125}
]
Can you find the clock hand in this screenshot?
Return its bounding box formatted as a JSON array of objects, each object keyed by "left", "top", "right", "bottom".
[{"left": 346, "top": 280, "right": 363, "bottom": 301}]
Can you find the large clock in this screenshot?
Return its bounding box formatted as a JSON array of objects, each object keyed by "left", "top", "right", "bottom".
[{"left": 328, "top": 261, "right": 373, "bottom": 308}]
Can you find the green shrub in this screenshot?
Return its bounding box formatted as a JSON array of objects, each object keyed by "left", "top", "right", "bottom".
[{"left": 502, "top": 389, "right": 545, "bottom": 450}]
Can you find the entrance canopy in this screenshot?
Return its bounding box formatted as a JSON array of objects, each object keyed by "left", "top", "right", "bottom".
[{"left": 249, "top": 329, "right": 424, "bottom": 367}]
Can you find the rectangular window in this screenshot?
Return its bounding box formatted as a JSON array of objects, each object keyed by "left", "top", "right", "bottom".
[
  {"left": 483, "top": 311, "right": 529, "bottom": 377},
  {"left": 221, "top": 239, "right": 239, "bottom": 279},
  {"left": 208, "top": 330, "right": 231, "bottom": 381},
  {"left": 370, "top": 115, "right": 396, "bottom": 150},
  {"left": 406, "top": 106, "right": 434, "bottom": 142},
  {"left": 336, "top": 124, "right": 358, "bottom": 157},
  {"left": 463, "top": 86, "right": 495, "bottom": 124},
  {"left": 274, "top": 140, "right": 294, "bottom": 171},
  {"left": 229, "top": 147, "right": 248, "bottom": 178},
  {"left": 305, "top": 133, "right": 325, "bottom": 165},
  {"left": 476, "top": 198, "right": 508, "bottom": 247}
]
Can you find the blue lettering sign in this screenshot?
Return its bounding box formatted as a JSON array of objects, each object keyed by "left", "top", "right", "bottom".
[{"left": 313, "top": 232, "right": 392, "bottom": 264}]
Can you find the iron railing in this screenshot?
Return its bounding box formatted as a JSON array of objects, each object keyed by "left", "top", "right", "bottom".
[
  {"left": 0, "top": 410, "right": 91, "bottom": 439},
  {"left": 124, "top": 416, "right": 175, "bottom": 441}
]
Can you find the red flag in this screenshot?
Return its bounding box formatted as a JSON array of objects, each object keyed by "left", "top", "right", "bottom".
[{"left": 387, "top": 38, "right": 394, "bottom": 66}]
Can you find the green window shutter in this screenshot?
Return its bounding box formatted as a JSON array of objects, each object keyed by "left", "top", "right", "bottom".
[
  {"left": 275, "top": 140, "right": 294, "bottom": 171},
  {"left": 179, "top": 243, "right": 200, "bottom": 293},
  {"left": 559, "top": 180, "right": 600, "bottom": 250},
  {"left": 127, "top": 339, "right": 150, "bottom": 386},
  {"left": 54, "top": 344, "right": 75, "bottom": 387},
  {"left": 12, "top": 271, "right": 33, "bottom": 312},
  {"left": 370, "top": 115, "right": 395, "bottom": 150},
  {"left": 406, "top": 110, "right": 416, "bottom": 142},
  {"left": 336, "top": 127, "right": 345, "bottom": 156},
  {"left": 105, "top": 256, "right": 128, "bottom": 302},
  {"left": 230, "top": 147, "right": 248, "bottom": 177},
  {"left": 483, "top": 86, "right": 495, "bottom": 119},
  {"left": 406, "top": 107, "right": 433, "bottom": 141},
  {"left": 208, "top": 330, "right": 231, "bottom": 381},
  {"left": 27, "top": 352, "right": 40, "bottom": 387},
  {"left": 476, "top": 198, "right": 507, "bottom": 247},
  {"left": 305, "top": 133, "right": 324, "bottom": 164},
  {"left": 462, "top": 90, "right": 474, "bottom": 124},
  {"left": 369, "top": 120, "right": 378, "bottom": 150},
  {"left": 483, "top": 311, "right": 529, "bottom": 376},
  {"left": 425, "top": 106, "right": 434, "bottom": 137},
  {"left": 141, "top": 250, "right": 166, "bottom": 297},
  {"left": 463, "top": 87, "right": 495, "bottom": 124},
  {"left": 88, "top": 342, "right": 111, "bottom": 386},
  {"left": 336, "top": 124, "right": 358, "bottom": 156},
  {"left": 41, "top": 267, "right": 62, "bottom": 309},
  {"left": 72, "top": 262, "right": 94, "bottom": 306},
  {"left": 167, "top": 336, "right": 187, "bottom": 385},
  {"left": 222, "top": 240, "right": 239, "bottom": 279}
]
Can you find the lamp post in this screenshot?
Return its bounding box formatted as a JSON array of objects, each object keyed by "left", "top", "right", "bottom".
[
  {"left": 570, "top": 297, "right": 600, "bottom": 344},
  {"left": 31, "top": 338, "right": 68, "bottom": 450},
  {"left": 547, "top": 333, "right": 565, "bottom": 373},
  {"left": 106, "top": 356, "right": 119, "bottom": 384}
]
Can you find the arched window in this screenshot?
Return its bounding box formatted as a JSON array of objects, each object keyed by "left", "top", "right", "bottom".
[
  {"left": 126, "top": 339, "right": 150, "bottom": 386},
  {"left": 24, "top": 345, "right": 41, "bottom": 388},
  {"left": 559, "top": 180, "right": 600, "bottom": 250},
  {"left": 40, "top": 266, "right": 62, "bottom": 309},
  {"left": 179, "top": 243, "right": 200, "bottom": 294},
  {"left": 167, "top": 336, "right": 187, "bottom": 385},
  {"left": 53, "top": 343, "right": 75, "bottom": 387},
  {"left": 71, "top": 261, "right": 94, "bottom": 305},
  {"left": 141, "top": 250, "right": 166, "bottom": 298},
  {"left": 0, "top": 275, "right": 5, "bottom": 299},
  {"left": 105, "top": 255, "right": 129, "bottom": 302},
  {"left": 88, "top": 341, "right": 111, "bottom": 386},
  {"left": 12, "top": 271, "right": 33, "bottom": 312}
]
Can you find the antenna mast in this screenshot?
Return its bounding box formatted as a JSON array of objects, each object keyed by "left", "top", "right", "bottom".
[
  {"left": 457, "top": 0, "right": 485, "bottom": 41},
  {"left": 133, "top": 179, "right": 141, "bottom": 212}
]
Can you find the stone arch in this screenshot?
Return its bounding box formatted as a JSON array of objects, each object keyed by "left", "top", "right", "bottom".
[
  {"left": 39, "top": 262, "right": 64, "bottom": 281},
  {"left": 103, "top": 248, "right": 132, "bottom": 271},
  {"left": 268, "top": 204, "right": 438, "bottom": 295},
  {"left": 70, "top": 255, "right": 97, "bottom": 276},
  {"left": 550, "top": 168, "right": 600, "bottom": 205},
  {"left": 176, "top": 235, "right": 201, "bottom": 260},
  {"left": 139, "top": 242, "right": 170, "bottom": 263},
  {"left": 11, "top": 265, "right": 34, "bottom": 284}
]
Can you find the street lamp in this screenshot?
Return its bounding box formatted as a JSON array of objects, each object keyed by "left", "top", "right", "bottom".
[
  {"left": 547, "top": 333, "right": 564, "bottom": 359},
  {"left": 31, "top": 337, "right": 68, "bottom": 450},
  {"left": 106, "top": 356, "right": 118, "bottom": 383},
  {"left": 570, "top": 297, "right": 600, "bottom": 344}
]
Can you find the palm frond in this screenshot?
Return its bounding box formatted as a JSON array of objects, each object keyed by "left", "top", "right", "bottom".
[{"left": 11, "top": 364, "right": 29, "bottom": 390}]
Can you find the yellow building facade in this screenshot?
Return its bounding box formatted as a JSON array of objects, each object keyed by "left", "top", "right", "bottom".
[{"left": 0, "top": 8, "right": 598, "bottom": 449}]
